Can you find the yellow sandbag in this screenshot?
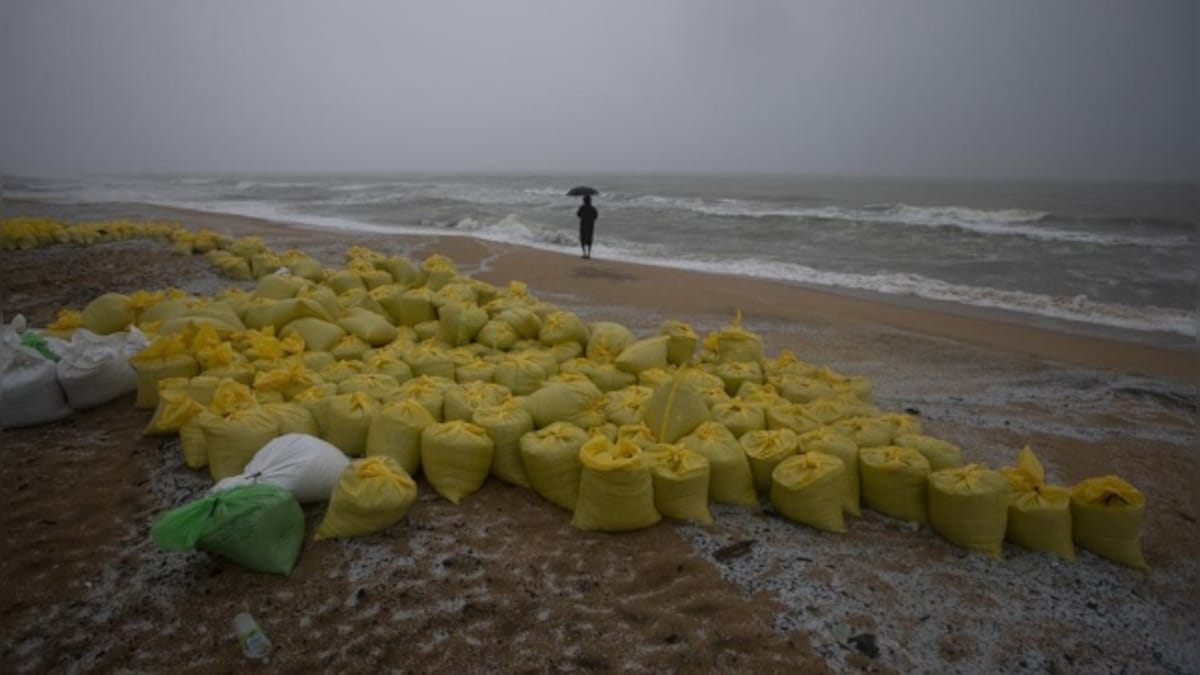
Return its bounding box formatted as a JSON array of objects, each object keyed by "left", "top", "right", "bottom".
[
  {"left": 928, "top": 464, "right": 1010, "bottom": 560},
  {"left": 366, "top": 397, "right": 435, "bottom": 475},
  {"left": 144, "top": 386, "right": 206, "bottom": 435},
  {"left": 521, "top": 379, "right": 604, "bottom": 428},
  {"left": 327, "top": 269, "right": 366, "bottom": 294},
  {"left": 395, "top": 375, "right": 451, "bottom": 420},
  {"left": 580, "top": 362, "right": 639, "bottom": 392},
  {"left": 678, "top": 422, "right": 758, "bottom": 506},
  {"left": 420, "top": 253, "right": 458, "bottom": 290},
  {"left": 646, "top": 444, "right": 713, "bottom": 524},
  {"left": 261, "top": 401, "right": 319, "bottom": 436},
  {"left": 437, "top": 302, "right": 488, "bottom": 347},
  {"left": 637, "top": 367, "right": 674, "bottom": 389},
  {"left": 365, "top": 353, "right": 415, "bottom": 384},
  {"left": 137, "top": 297, "right": 190, "bottom": 324},
  {"left": 538, "top": 310, "right": 589, "bottom": 347},
  {"left": 82, "top": 292, "right": 135, "bottom": 335},
  {"left": 775, "top": 374, "right": 836, "bottom": 404},
  {"left": 602, "top": 385, "right": 652, "bottom": 426},
  {"left": 493, "top": 354, "right": 548, "bottom": 396},
  {"left": 377, "top": 254, "right": 422, "bottom": 287},
  {"left": 617, "top": 422, "right": 657, "bottom": 451},
  {"left": 658, "top": 320, "right": 697, "bottom": 366},
  {"left": 452, "top": 357, "right": 493, "bottom": 384},
  {"left": 715, "top": 360, "right": 763, "bottom": 397},
  {"left": 395, "top": 287, "right": 438, "bottom": 326},
  {"left": 764, "top": 403, "right": 822, "bottom": 435},
  {"left": 254, "top": 273, "right": 308, "bottom": 300},
  {"left": 1009, "top": 487, "right": 1075, "bottom": 560},
  {"left": 330, "top": 334, "right": 371, "bottom": 361},
  {"left": 338, "top": 307, "right": 399, "bottom": 346},
  {"left": 179, "top": 416, "right": 207, "bottom": 469},
  {"left": 585, "top": 322, "right": 636, "bottom": 362},
  {"left": 741, "top": 428, "right": 799, "bottom": 493},
  {"left": 314, "top": 456, "right": 418, "bottom": 540},
  {"left": 614, "top": 335, "right": 670, "bottom": 375},
  {"left": 281, "top": 317, "right": 347, "bottom": 352},
  {"left": 1070, "top": 476, "right": 1148, "bottom": 571},
  {"left": 432, "top": 281, "right": 479, "bottom": 308},
  {"left": 712, "top": 310, "right": 763, "bottom": 363},
  {"left": 243, "top": 297, "right": 324, "bottom": 332},
  {"left": 253, "top": 359, "right": 323, "bottom": 400},
  {"left": 770, "top": 452, "right": 847, "bottom": 532},
  {"left": 571, "top": 437, "right": 660, "bottom": 531},
  {"left": 797, "top": 427, "right": 861, "bottom": 516},
  {"left": 198, "top": 407, "right": 281, "bottom": 480},
  {"left": 519, "top": 421, "right": 589, "bottom": 510},
  {"left": 473, "top": 402, "right": 534, "bottom": 487},
  {"left": 800, "top": 398, "right": 854, "bottom": 425},
  {"left": 876, "top": 412, "right": 922, "bottom": 440},
  {"left": 1000, "top": 446, "right": 1074, "bottom": 560},
  {"left": 896, "top": 433, "right": 964, "bottom": 472},
  {"left": 323, "top": 392, "right": 380, "bottom": 456},
  {"left": 420, "top": 420, "right": 495, "bottom": 503},
  {"left": 443, "top": 381, "right": 509, "bottom": 422},
  {"left": 320, "top": 359, "right": 369, "bottom": 384},
  {"left": 644, "top": 370, "right": 711, "bottom": 443},
  {"left": 369, "top": 284, "right": 408, "bottom": 324},
  {"left": 492, "top": 306, "right": 542, "bottom": 339},
  {"left": 859, "top": 445, "right": 931, "bottom": 524},
  {"left": 833, "top": 416, "right": 894, "bottom": 449},
  {"left": 710, "top": 400, "right": 765, "bottom": 438},
  {"left": 130, "top": 334, "right": 199, "bottom": 409},
  {"left": 337, "top": 373, "right": 400, "bottom": 401},
  {"left": 405, "top": 341, "right": 456, "bottom": 380},
  {"left": 476, "top": 319, "right": 519, "bottom": 351},
  {"left": 188, "top": 300, "right": 245, "bottom": 331},
  {"left": 180, "top": 375, "right": 224, "bottom": 405}
]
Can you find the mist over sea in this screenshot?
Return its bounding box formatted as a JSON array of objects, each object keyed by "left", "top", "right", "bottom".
[{"left": 5, "top": 173, "right": 1195, "bottom": 345}]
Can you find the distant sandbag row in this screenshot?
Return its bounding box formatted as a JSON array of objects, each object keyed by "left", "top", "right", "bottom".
[{"left": 7, "top": 218, "right": 1148, "bottom": 573}]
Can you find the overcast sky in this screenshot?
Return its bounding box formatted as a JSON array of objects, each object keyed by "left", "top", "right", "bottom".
[{"left": 1, "top": 0, "right": 1196, "bottom": 180}]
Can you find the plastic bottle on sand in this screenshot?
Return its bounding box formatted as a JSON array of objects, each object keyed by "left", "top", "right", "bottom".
[{"left": 234, "top": 612, "right": 272, "bottom": 661}]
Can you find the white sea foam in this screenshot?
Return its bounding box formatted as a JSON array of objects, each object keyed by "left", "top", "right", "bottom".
[{"left": 624, "top": 196, "right": 1184, "bottom": 247}]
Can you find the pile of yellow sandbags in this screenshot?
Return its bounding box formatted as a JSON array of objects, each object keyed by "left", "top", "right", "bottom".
[{"left": 20, "top": 221, "right": 1148, "bottom": 570}]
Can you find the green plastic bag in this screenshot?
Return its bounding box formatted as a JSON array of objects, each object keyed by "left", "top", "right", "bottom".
[{"left": 151, "top": 484, "right": 304, "bottom": 576}]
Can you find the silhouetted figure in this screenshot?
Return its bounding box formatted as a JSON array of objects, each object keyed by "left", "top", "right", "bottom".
[{"left": 577, "top": 195, "right": 597, "bottom": 259}]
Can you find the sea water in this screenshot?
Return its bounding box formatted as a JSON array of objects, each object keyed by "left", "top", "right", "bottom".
[{"left": 5, "top": 172, "right": 1195, "bottom": 346}]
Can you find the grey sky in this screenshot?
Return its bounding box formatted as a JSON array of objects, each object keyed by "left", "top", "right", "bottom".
[{"left": 1, "top": 0, "right": 1195, "bottom": 180}]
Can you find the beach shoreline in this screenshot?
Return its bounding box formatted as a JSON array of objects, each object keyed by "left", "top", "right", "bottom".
[{"left": 9, "top": 198, "right": 1196, "bottom": 380}]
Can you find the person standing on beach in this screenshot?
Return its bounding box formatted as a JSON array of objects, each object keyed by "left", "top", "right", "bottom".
[{"left": 577, "top": 195, "right": 597, "bottom": 259}]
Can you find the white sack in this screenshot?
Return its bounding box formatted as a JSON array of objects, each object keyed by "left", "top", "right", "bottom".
[
  {"left": 209, "top": 433, "right": 350, "bottom": 503},
  {"left": 55, "top": 329, "right": 140, "bottom": 409},
  {"left": 1, "top": 343, "right": 73, "bottom": 429}
]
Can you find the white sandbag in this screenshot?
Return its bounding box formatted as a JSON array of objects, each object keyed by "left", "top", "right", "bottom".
[
  {"left": 0, "top": 343, "right": 73, "bottom": 428},
  {"left": 54, "top": 329, "right": 140, "bottom": 409},
  {"left": 209, "top": 433, "right": 351, "bottom": 503}
]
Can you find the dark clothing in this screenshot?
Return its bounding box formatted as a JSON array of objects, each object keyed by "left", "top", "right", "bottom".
[{"left": 577, "top": 204, "right": 597, "bottom": 247}]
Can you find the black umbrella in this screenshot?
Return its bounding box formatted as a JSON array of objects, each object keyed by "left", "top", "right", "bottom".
[{"left": 566, "top": 185, "right": 599, "bottom": 197}]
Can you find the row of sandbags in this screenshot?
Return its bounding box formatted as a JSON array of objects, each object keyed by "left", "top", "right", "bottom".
[
  {"left": 0, "top": 315, "right": 147, "bottom": 428},
  {"left": 0, "top": 216, "right": 182, "bottom": 251}
]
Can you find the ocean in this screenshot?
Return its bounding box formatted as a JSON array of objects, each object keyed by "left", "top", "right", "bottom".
[{"left": 4, "top": 173, "right": 1196, "bottom": 346}]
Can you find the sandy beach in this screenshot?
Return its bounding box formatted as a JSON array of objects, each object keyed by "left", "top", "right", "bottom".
[{"left": 2, "top": 204, "right": 1197, "bottom": 674}]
